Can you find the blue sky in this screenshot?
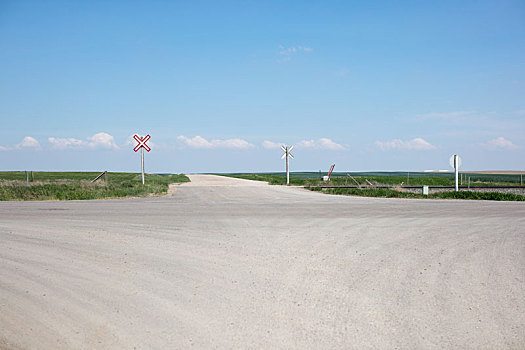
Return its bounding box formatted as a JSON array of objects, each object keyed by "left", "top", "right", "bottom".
[{"left": 1, "top": 0, "right": 524, "bottom": 173}]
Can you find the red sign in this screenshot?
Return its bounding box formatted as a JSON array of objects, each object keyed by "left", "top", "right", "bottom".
[{"left": 133, "top": 134, "right": 151, "bottom": 152}]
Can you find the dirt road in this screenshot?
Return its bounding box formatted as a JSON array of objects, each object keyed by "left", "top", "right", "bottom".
[{"left": 1, "top": 175, "right": 524, "bottom": 349}]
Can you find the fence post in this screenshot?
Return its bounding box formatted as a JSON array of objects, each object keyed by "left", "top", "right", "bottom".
[
  {"left": 31, "top": 171, "right": 34, "bottom": 182},
  {"left": 105, "top": 171, "right": 108, "bottom": 185}
]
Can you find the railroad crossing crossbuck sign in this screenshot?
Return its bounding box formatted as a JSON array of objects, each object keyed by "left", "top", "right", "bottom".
[
  {"left": 133, "top": 134, "right": 151, "bottom": 185},
  {"left": 281, "top": 145, "right": 294, "bottom": 185},
  {"left": 133, "top": 134, "right": 151, "bottom": 153}
]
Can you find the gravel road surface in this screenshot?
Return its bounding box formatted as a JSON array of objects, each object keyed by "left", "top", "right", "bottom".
[{"left": 1, "top": 174, "right": 524, "bottom": 349}]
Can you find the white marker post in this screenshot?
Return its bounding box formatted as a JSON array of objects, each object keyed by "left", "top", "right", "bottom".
[
  {"left": 449, "top": 154, "right": 462, "bottom": 192},
  {"left": 141, "top": 145, "right": 145, "bottom": 185},
  {"left": 133, "top": 134, "right": 151, "bottom": 185},
  {"left": 281, "top": 145, "right": 294, "bottom": 185}
]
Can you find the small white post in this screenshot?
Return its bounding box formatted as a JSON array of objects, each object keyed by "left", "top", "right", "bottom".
[
  {"left": 141, "top": 144, "right": 145, "bottom": 185},
  {"left": 454, "top": 155, "right": 459, "bottom": 192}
]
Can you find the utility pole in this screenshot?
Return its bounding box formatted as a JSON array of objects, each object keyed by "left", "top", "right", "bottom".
[{"left": 281, "top": 145, "right": 294, "bottom": 185}]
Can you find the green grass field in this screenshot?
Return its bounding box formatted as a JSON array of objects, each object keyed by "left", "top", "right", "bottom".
[
  {"left": 0, "top": 172, "right": 189, "bottom": 201},
  {"left": 220, "top": 172, "right": 524, "bottom": 187},
  {"left": 220, "top": 172, "right": 525, "bottom": 201},
  {"left": 310, "top": 187, "right": 525, "bottom": 201}
]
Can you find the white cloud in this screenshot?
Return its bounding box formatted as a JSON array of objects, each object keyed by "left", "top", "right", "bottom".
[
  {"left": 88, "top": 132, "right": 119, "bottom": 149},
  {"left": 262, "top": 140, "right": 284, "bottom": 149},
  {"left": 48, "top": 132, "right": 119, "bottom": 150},
  {"left": 263, "top": 138, "right": 345, "bottom": 150},
  {"left": 17, "top": 136, "right": 41, "bottom": 150},
  {"left": 0, "top": 136, "right": 41, "bottom": 151},
  {"left": 278, "top": 45, "right": 313, "bottom": 61},
  {"left": 48, "top": 137, "right": 85, "bottom": 149},
  {"left": 483, "top": 137, "right": 519, "bottom": 150},
  {"left": 177, "top": 135, "right": 254, "bottom": 149},
  {"left": 375, "top": 138, "right": 436, "bottom": 151},
  {"left": 177, "top": 135, "right": 212, "bottom": 148},
  {"left": 295, "top": 138, "right": 345, "bottom": 150},
  {"left": 213, "top": 138, "right": 254, "bottom": 149}
]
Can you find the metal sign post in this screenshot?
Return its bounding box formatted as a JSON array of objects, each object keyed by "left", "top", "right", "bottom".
[
  {"left": 449, "top": 154, "right": 462, "bottom": 192},
  {"left": 281, "top": 145, "right": 294, "bottom": 185},
  {"left": 133, "top": 134, "right": 151, "bottom": 185},
  {"left": 141, "top": 146, "right": 144, "bottom": 185}
]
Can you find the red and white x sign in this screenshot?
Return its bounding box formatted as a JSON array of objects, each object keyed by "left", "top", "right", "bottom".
[{"left": 133, "top": 134, "right": 151, "bottom": 152}]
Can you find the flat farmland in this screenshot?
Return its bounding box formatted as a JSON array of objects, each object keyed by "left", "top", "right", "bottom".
[{"left": 0, "top": 175, "right": 524, "bottom": 349}]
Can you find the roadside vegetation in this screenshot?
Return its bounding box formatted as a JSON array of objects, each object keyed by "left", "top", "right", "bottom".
[
  {"left": 310, "top": 187, "right": 525, "bottom": 201},
  {"left": 223, "top": 172, "right": 523, "bottom": 187},
  {"left": 221, "top": 172, "right": 525, "bottom": 201},
  {"left": 0, "top": 172, "right": 189, "bottom": 201}
]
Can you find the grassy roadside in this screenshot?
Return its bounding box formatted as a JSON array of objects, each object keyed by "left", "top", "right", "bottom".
[
  {"left": 0, "top": 172, "right": 189, "bottom": 201},
  {"left": 220, "top": 173, "right": 525, "bottom": 201},
  {"left": 221, "top": 173, "right": 522, "bottom": 187},
  {"left": 309, "top": 187, "right": 525, "bottom": 201}
]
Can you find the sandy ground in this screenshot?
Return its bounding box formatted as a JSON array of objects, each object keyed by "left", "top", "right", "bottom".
[{"left": 0, "top": 174, "right": 524, "bottom": 349}]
